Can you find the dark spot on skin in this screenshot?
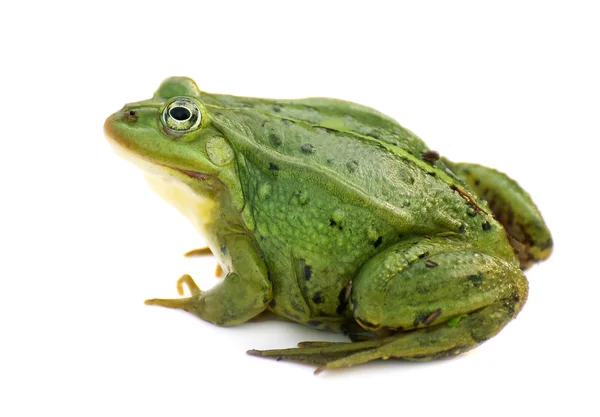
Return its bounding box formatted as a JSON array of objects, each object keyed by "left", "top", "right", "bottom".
[
  {"left": 272, "top": 105, "right": 281, "bottom": 113},
  {"left": 281, "top": 118, "right": 292, "bottom": 125},
  {"left": 351, "top": 298, "right": 358, "bottom": 313},
  {"left": 269, "top": 299, "right": 277, "bottom": 308},
  {"left": 312, "top": 292, "right": 324, "bottom": 304},
  {"left": 269, "top": 133, "right": 282, "bottom": 146},
  {"left": 303, "top": 264, "right": 312, "bottom": 281},
  {"left": 326, "top": 158, "right": 335, "bottom": 165},
  {"left": 398, "top": 234, "right": 404, "bottom": 239},
  {"left": 307, "top": 320, "right": 322, "bottom": 327},
  {"left": 261, "top": 120, "right": 268, "bottom": 127},
  {"left": 423, "top": 308, "right": 442, "bottom": 326},
  {"left": 467, "top": 273, "right": 485, "bottom": 286},
  {"left": 421, "top": 150, "right": 440, "bottom": 163},
  {"left": 467, "top": 209, "right": 478, "bottom": 217},
  {"left": 459, "top": 225, "right": 466, "bottom": 233},
  {"left": 426, "top": 259, "right": 438, "bottom": 268},
  {"left": 427, "top": 171, "right": 437, "bottom": 177},
  {"left": 329, "top": 219, "right": 343, "bottom": 230},
  {"left": 373, "top": 236, "right": 383, "bottom": 248},
  {"left": 474, "top": 180, "right": 481, "bottom": 186},
  {"left": 300, "top": 143, "right": 316, "bottom": 154},
  {"left": 220, "top": 245, "right": 228, "bottom": 255},
  {"left": 418, "top": 251, "right": 429, "bottom": 259},
  {"left": 482, "top": 221, "right": 492, "bottom": 231},
  {"left": 269, "top": 162, "right": 280, "bottom": 171},
  {"left": 263, "top": 296, "right": 270, "bottom": 304}
]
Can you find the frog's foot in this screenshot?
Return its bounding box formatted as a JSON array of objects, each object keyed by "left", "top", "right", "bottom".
[
  {"left": 247, "top": 338, "right": 387, "bottom": 372},
  {"left": 248, "top": 299, "right": 519, "bottom": 374},
  {"left": 144, "top": 274, "right": 202, "bottom": 310},
  {"left": 184, "top": 247, "right": 213, "bottom": 257},
  {"left": 445, "top": 161, "right": 553, "bottom": 269}
]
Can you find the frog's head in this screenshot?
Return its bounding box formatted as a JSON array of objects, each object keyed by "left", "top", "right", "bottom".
[{"left": 104, "top": 77, "right": 238, "bottom": 199}]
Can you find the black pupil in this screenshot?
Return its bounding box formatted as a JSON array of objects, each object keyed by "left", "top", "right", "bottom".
[{"left": 170, "top": 106, "right": 191, "bottom": 121}]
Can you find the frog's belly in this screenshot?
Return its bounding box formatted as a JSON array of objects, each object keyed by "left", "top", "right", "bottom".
[{"left": 144, "top": 173, "right": 215, "bottom": 233}]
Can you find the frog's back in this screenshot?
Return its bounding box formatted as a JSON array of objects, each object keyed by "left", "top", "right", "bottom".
[
  {"left": 201, "top": 92, "right": 429, "bottom": 157},
  {"left": 205, "top": 92, "right": 470, "bottom": 236}
]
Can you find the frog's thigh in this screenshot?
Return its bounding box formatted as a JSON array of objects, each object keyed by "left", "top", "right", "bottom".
[{"left": 350, "top": 239, "right": 528, "bottom": 357}]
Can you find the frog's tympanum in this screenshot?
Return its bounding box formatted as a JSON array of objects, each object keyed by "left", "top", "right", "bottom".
[{"left": 105, "top": 77, "right": 552, "bottom": 373}]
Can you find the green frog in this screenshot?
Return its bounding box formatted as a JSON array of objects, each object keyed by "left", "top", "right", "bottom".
[{"left": 104, "top": 77, "right": 552, "bottom": 373}]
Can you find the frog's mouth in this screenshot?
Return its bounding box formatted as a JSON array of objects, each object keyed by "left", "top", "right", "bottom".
[
  {"left": 106, "top": 134, "right": 211, "bottom": 184},
  {"left": 106, "top": 135, "right": 219, "bottom": 232}
]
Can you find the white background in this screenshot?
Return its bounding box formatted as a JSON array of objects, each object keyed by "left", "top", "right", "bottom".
[{"left": 1, "top": 1, "right": 598, "bottom": 416}]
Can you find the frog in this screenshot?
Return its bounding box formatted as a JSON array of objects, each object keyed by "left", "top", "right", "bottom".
[{"left": 104, "top": 77, "right": 552, "bottom": 373}]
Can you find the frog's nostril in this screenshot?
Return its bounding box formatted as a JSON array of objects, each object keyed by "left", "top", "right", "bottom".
[{"left": 125, "top": 110, "right": 138, "bottom": 122}]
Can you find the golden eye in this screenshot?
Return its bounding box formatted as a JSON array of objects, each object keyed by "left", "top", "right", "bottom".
[{"left": 162, "top": 98, "right": 201, "bottom": 132}]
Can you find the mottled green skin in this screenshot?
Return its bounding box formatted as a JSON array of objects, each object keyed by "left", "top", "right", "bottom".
[{"left": 105, "top": 77, "right": 552, "bottom": 371}]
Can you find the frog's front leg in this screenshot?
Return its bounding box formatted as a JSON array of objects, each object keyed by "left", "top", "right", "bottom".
[
  {"left": 146, "top": 233, "right": 271, "bottom": 326},
  {"left": 249, "top": 238, "right": 527, "bottom": 372},
  {"left": 445, "top": 161, "right": 553, "bottom": 269}
]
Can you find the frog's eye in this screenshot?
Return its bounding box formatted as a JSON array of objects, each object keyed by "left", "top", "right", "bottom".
[{"left": 162, "top": 98, "right": 202, "bottom": 132}]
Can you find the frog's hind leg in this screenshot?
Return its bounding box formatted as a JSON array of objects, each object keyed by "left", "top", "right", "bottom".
[
  {"left": 248, "top": 238, "right": 528, "bottom": 373},
  {"left": 445, "top": 161, "right": 553, "bottom": 269}
]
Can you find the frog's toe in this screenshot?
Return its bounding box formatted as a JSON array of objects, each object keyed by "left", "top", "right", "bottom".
[
  {"left": 296, "top": 341, "right": 347, "bottom": 348},
  {"left": 247, "top": 338, "right": 386, "bottom": 369},
  {"left": 175, "top": 274, "right": 201, "bottom": 296},
  {"left": 184, "top": 247, "right": 213, "bottom": 257},
  {"left": 214, "top": 264, "right": 224, "bottom": 278},
  {"left": 314, "top": 348, "right": 386, "bottom": 374},
  {"left": 144, "top": 274, "right": 202, "bottom": 310}
]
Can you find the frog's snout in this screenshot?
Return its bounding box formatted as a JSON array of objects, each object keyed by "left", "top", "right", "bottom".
[{"left": 104, "top": 108, "right": 138, "bottom": 144}]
